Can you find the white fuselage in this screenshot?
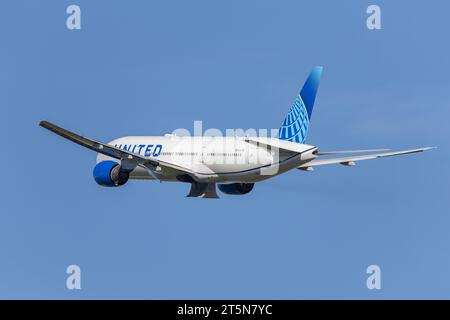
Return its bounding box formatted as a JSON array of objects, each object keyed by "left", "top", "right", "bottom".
[{"left": 96, "top": 136, "right": 317, "bottom": 183}]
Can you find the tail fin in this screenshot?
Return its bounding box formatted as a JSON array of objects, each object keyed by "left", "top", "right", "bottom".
[{"left": 278, "top": 66, "right": 323, "bottom": 143}]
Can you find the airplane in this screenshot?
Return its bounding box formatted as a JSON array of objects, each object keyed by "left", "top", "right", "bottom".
[{"left": 40, "top": 66, "right": 433, "bottom": 198}]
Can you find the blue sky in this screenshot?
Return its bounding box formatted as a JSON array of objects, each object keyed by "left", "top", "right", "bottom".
[{"left": 1, "top": 0, "right": 449, "bottom": 299}]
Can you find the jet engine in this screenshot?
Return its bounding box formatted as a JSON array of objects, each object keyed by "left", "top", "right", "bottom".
[
  {"left": 218, "top": 183, "right": 254, "bottom": 195},
  {"left": 93, "top": 160, "right": 130, "bottom": 187}
]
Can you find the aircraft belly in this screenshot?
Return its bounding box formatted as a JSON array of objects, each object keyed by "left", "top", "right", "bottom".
[{"left": 128, "top": 152, "right": 305, "bottom": 183}]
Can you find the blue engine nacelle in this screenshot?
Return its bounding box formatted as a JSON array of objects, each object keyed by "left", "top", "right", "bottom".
[
  {"left": 218, "top": 183, "right": 254, "bottom": 195},
  {"left": 93, "top": 161, "right": 130, "bottom": 187}
]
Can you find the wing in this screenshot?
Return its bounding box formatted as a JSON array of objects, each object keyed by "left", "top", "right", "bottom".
[
  {"left": 39, "top": 120, "right": 192, "bottom": 177},
  {"left": 40, "top": 121, "right": 158, "bottom": 166},
  {"left": 316, "top": 148, "right": 390, "bottom": 155},
  {"left": 299, "top": 147, "right": 433, "bottom": 169}
]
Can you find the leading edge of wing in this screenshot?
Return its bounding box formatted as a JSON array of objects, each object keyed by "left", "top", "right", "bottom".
[
  {"left": 40, "top": 120, "right": 200, "bottom": 177},
  {"left": 299, "top": 147, "right": 434, "bottom": 168},
  {"left": 39, "top": 120, "right": 159, "bottom": 167},
  {"left": 316, "top": 148, "right": 390, "bottom": 155}
]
